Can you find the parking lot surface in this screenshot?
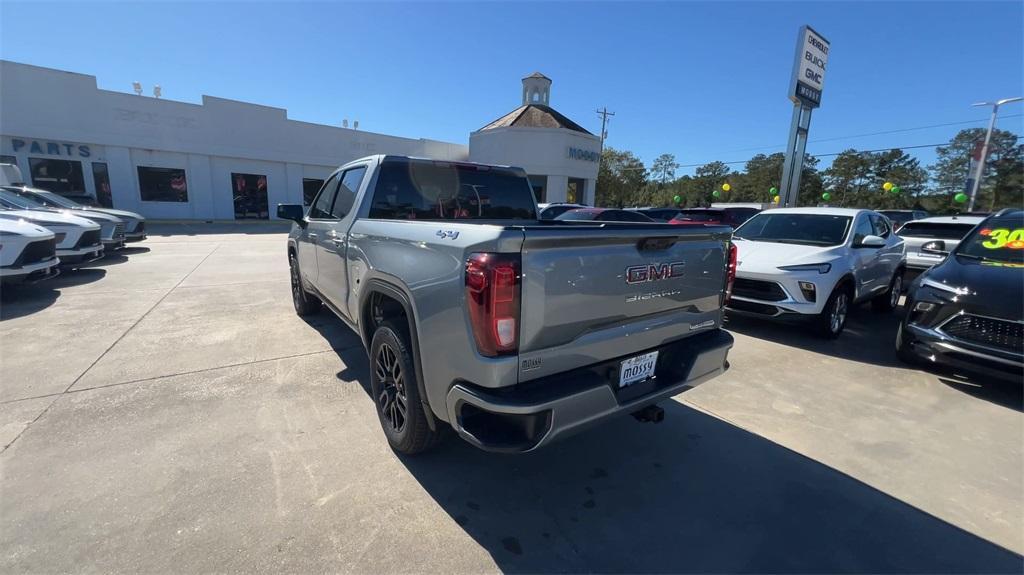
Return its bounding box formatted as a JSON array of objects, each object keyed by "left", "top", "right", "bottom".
[{"left": 1, "top": 223, "right": 1021, "bottom": 573}]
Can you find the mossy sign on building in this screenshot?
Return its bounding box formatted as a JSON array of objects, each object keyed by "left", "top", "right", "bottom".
[{"left": 566, "top": 146, "right": 599, "bottom": 162}]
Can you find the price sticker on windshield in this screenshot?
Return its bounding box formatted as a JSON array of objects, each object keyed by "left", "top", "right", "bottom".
[{"left": 978, "top": 228, "right": 1024, "bottom": 250}]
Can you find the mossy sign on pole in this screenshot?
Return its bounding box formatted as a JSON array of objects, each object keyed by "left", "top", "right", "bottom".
[{"left": 780, "top": 25, "right": 830, "bottom": 208}]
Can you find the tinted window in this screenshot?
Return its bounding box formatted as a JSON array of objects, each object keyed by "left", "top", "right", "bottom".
[
  {"left": 600, "top": 210, "right": 654, "bottom": 222},
  {"left": 852, "top": 216, "right": 874, "bottom": 244},
  {"left": 897, "top": 221, "right": 977, "bottom": 240},
  {"left": 735, "top": 213, "right": 853, "bottom": 247},
  {"left": 302, "top": 178, "right": 324, "bottom": 206},
  {"left": 369, "top": 161, "right": 536, "bottom": 220},
  {"left": 643, "top": 209, "right": 681, "bottom": 221},
  {"left": 309, "top": 174, "right": 338, "bottom": 219},
  {"left": 556, "top": 210, "right": 600, "bottom": 221},
  {"left": 91, "top": 163, "right": 113, "bottom": 208},
  {"left": 29, "top": 158, "right": 86, "bottom": 195},
  {"left": 540, "top": 204, "right": 579, "bottom": 220},
  {"left": 673, "top": 210, "right": 722, "bottom": 222},
  {"left": 138, "top": 166, "right": 188, "bottom": 202},
  {"left": 331, "top": 167, "right": 366, "bottom": 219},
  {"left": 724, "top": 208, "right": 759, "bottom": 225},
  {"left": 955, "top": 214, "right": 1024, "bottom": 264},
  {"left": 232, "top": 172, "right": 269, "bottom": 220},
  {"left": 870, "top": 214, "right": 891, "bottom": 238}
]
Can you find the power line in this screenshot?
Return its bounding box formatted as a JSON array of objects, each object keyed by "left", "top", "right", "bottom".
[
  {"left": 623, "top": 142, "right": 952, "bottom": 170},
  {"left": 709, "top": 114, "right": 1023, "bottom": 156}
]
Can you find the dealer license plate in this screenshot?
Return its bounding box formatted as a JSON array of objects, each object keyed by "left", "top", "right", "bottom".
[{"left": 619, "top": 351, "right": 658, "bottom": 388}]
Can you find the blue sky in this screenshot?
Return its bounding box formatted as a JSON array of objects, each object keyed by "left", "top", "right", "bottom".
[{"left": 1, "top": 1, "right": 1022, "bottom": 174}]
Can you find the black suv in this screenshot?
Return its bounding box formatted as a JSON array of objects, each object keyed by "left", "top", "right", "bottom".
[{"left": 896, "top": 209, "right": 1023, "bottom": 380}]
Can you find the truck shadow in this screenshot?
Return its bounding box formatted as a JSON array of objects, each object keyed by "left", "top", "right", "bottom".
[
  {"left": 318, "top": 332, "right": 1022, "bottom": 573},
  {"left": 724, "top": 304, "right": 905, "bottom": 368},
  {"left": 725, "top": 306, "right": 1022, "bottom": 411}
]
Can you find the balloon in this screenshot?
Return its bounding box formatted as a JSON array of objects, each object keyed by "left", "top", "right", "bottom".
[
  {"left": 772, "top": 195, "right": 781, "bottom": 204},
  {"left": 822, "top": 192, "right": 831, "bottom": 201},
  {"left": 721, "top": 183, "right": 731, "bottom": 192},
  {"left": 890, "top": 186, "right": 901, "bottom": 195},
  {"left": 954, "top": 192, "right": 968, "bottom": 203},
  {"left": 673, "top": 195, "right": 681, "bottom": 204},
  {"left": 883, "top": 182, "right": 894, "bottom": 191},
  {"left": 712, "top": 190, "right": 721, "bottom": 198},
  {"left": 769, "top": 187, "right": 778, "bottom": 195}
]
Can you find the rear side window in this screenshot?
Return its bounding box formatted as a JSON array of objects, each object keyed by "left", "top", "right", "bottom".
[
  {"left": 897, "top": 222, "right": 976, "bottom": 240},
  {"left": 724, "top": 208, "right": 758, "bottom": 225},
  {"left": 309, "top": 174, "right": 339, "bottom": 219},
  {"left": 674, "top": 210, "right": 722, "bottom": 222},
  {"left": 369, "top": 161, "right": 536, "bottom": 220}
]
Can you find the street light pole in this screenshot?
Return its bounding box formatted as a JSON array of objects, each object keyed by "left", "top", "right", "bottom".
[{"left": 967, "top": 96, "right": 1022, "bottom": 212}]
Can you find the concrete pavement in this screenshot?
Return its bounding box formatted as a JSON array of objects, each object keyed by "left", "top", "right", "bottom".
[{"left": 1, "top": 223, "right": 1020, "bottom": 572}]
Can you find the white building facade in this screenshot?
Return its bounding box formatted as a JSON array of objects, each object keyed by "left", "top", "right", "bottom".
[{"left": 0, "top": 61, "right": 598, "bottom": 219}]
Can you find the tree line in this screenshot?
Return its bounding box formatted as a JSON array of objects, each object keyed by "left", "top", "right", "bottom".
[{"left": 596, "top": 128, "right": 1023, "bottom": 213}]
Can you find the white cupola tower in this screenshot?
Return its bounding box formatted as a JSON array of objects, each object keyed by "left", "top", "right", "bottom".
[{"left": 521, "top": 72, "right": 551, "bottom": 106}]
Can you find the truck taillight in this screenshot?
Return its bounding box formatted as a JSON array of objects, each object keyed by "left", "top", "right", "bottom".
[
  {"left": 466, "top": 253, "right": 521, "bottom": 357},
  {"left": 724, "top": 242, "right": 738, "bottom": 304}
]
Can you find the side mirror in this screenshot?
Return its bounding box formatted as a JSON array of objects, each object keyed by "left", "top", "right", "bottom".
[
  {"left": 921, "top": 240, "right": 948, "bottom": 255},
  {"left": 277, "top": 204, "right": 306, "bottom": 225},
  {"left": 856, "top": 234, "right": 886, "bottom": 248}
]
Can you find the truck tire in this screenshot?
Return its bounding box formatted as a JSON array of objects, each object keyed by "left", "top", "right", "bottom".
[
  {"left": 370, "top": 321, "right": 443, "bottom": 455},
  {"left": 815, "top": 283, "right": 850, "bottom": 339},
  {"left": 872, "top": 270, "right": 904, "bottom": 313},
  {"left": 289, "top": 252, "right": 321, "bottom": 316}
]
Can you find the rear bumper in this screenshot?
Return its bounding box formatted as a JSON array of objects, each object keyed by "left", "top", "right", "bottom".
[{"left": 445, "top": 329, "right": 734, "bottom": 453}]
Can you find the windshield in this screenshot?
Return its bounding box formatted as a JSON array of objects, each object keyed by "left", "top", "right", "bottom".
[
  {"left": 0, "top": 189, "right": 47, "bottom": 209},
  {"left": 734, "top": 213, "right": 853, "bottom": 246},
  {"left": 24, "top": 189, "right": 82, "bottom": 209},
  {"left": 954, "top": 215, "right": 1024, "bottom": 264},
  {"left": 897, "top": 221, "right": 977, "bottom": 240}
]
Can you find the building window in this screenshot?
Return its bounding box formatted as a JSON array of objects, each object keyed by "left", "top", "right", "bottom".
[
  {"left": 137, "top": 166, "right": 188, "bottom": 202},
  {"left": 567, "top": 178, "right": 584, "bottom": 204},
  {"left": 302, "top": 178, "right": 324, "bottom": 206},
  {"left": 29, "top": 158, "right": 86, "bottom": 195},
  {"left": 1, "top": 155, "right": 16, "bottom": 165},
  {"left": 91, "top": 163, "right": 113, "bottom": 208},
  {"left": 231, "top": 173, "right": 269, "bottom": 219}
]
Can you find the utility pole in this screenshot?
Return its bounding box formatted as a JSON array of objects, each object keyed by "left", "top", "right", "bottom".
[
  {"left": 596, "top": 107, "right": 614, "bottom": 150},
  {"left": 967, "top": 97, "right": 1022, "bottom": 212}
]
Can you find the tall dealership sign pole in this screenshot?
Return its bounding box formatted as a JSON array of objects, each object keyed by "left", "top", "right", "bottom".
[
  {"left": 779, "top": 26, "right": 830, "bottom": 207},
  {"left": 966, "top": 97, "right": 1022, "bottom": 212}
]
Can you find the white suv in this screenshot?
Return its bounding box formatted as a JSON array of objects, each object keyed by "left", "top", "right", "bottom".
[
  {"left": 0, "top": 218, "right": 60, "bottom": 284},
  {"left": 0, "top": 207, "right": 104, "bottom": 266},
  {"left": 727, "top": 207, "right": 906, "bottom": 337}
]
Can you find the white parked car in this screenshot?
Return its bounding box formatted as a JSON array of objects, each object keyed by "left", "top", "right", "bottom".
[
  {"left": 0, "top": 189, "right": 126, "bottom": 249},
  {"left": 727, "top": 207, "right": 906, "bottom": 338},
  {"left": 0, "top": 207, "right": 104, "bottom": 266},
  {"left": 895, "top": 215, "right": 984, "bottom": 281},
  {"left": 4, "top": 186, "right": 146, "bottom": 242},
  {"left": 0, "top": 218, "right": 60, "bottom": 284}
]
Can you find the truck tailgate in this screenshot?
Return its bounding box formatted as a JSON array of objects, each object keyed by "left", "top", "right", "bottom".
[{"left": 517, "top": 223, "right": 731, "bottom": 382}]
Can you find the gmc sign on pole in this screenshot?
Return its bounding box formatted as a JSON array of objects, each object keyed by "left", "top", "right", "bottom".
[{"left": 789, "top": 25, "right": 830, "bottom": 109}]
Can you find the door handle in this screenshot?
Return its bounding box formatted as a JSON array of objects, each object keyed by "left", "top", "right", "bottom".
[{"left": 307, "top": 232, "right": 318, "bottom": 240}]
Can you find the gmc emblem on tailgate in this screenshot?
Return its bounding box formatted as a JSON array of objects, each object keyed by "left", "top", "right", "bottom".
[{"left": 625, "top": 262, "right": 685, "bottom": 284}]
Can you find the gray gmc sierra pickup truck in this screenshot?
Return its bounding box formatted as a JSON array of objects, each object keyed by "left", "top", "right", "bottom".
[{"left": 278, "top": 155, "right": 735, "bottom": 454}]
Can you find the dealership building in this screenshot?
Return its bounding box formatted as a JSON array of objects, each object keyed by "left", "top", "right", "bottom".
[{"left": 0, "top": 61, "right": 600, "bottom": 219}]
